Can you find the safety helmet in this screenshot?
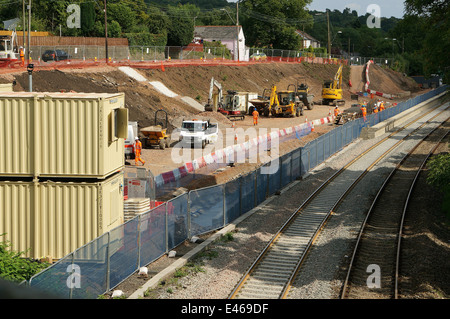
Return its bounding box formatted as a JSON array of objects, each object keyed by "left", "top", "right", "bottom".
[{"left": 135, "top": 136, "right": 139, "bottom": 140}]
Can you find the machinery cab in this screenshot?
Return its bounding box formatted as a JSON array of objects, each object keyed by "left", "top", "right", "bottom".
[
  {"left": 0, "top": 31, "right": 18, "bottom": 61},
  {"left": 224, "top": 90, "right": 241, "bottom": 112},
  {"left": 297, "top": 83, "right": 309, "bottom": 93},
  {"left": 277, "top": 91, "right": 297, "bottom": 106}
]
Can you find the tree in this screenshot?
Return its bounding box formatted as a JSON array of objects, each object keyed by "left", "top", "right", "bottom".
[
  {"left": 404, "top": 0, "right": 450, "bottom": 81},
  {"left": 81, "top": 2, "right": 96, "bottom": 36},
  {"left": 240, "top": 0, "right": 313, "bottom": 49},
  {"left": 165, "top": 5, "right": 196, "bottom": 46},
  {"left": 427, "top": 152, "right": 450, "bottom": 217},
  {"left": 107, "top": 3, "right": 136, "bottom": 33}
]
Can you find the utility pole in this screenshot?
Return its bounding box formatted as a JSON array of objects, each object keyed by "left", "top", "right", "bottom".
[
  {"left": 236, "top": 1, "right": 239, "bottom": 62},
  {"left": 348, "top": 37, "right": 350, "bottom": 56},
  {"left": 104, "top": 0, "right": 108, "bottom": 63},
  {"left": 327, "top": 10, "right": 331, "bottom": 59},
  {"left": 22, "top": 0, "right": 25, "bottom": 49},
  {"left": 27, "top": 0, "right": 31, "bottom": 64}
]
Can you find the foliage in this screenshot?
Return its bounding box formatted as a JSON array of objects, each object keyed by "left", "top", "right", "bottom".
[
  {"left": 240, "top": 0, "right": 313, "bottom": 49},
  {"left": 165, "top": 4, "right": 195, "bottom": 46},
  {"left": 0, "top": 0, "right": 445, "bottom": 78},
  {"left": 427, "top": 153, "right": 450, "bottom": 190},
  {"left": 427, "top": 152, "right": 450, "bottom": 217},
  {"left": 203, "top": 40, "right": 232, "bottom": 59},
  {"left": 80, "top": 2, "right": 96, "bottom": 36},
  {"left": 0, "top": 234, "right": 50, "bottom": 283},
  {"left": 404, "top": 0, "right": 450, "bottom": 82}
]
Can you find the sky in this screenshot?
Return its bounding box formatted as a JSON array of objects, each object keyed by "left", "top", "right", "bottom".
[
  {"left": 227, "top": 0, "right": 406, "bottom": 19},
  {"left": 306, "top": 0, "right": 406, "bottom": 18}
]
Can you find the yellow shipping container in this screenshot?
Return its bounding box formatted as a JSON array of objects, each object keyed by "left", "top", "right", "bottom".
[
  {"left": 0, "top": 172, "right": 124, "bottom": 260},
  {"left": 0, "top": 83, "right": 13, "bottom": 92},
  {"left": 0, "top": 92, "right": 128, "bottom": 179}
]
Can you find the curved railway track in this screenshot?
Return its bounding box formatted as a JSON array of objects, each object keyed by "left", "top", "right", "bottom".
[
  {"left": 228, "top": 100, "right": 449, "bottom": 300},
  {"left": 340, "top": 120, "right": 449, "bottom": 299}
]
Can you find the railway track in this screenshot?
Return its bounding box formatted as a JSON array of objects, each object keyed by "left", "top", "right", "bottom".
[
  {"left": 228, "top": 100, "right": 449, "bottom": 300},
  {"left": 340, "top": 120, "right": 449, "bottom": 299}
]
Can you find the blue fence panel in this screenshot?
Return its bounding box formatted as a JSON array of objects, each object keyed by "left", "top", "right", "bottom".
[
  {"left": 109, "top": 218, "right": 139, "bottom": 289},
  {"left": 291, "top": 149, "right": 301, "bottom": 180},
  {"left": 335, "top": 125, "right": 343, "bottom": 152},
  {"left": 225, "top": 177, "right": 241, "bottom": 224},
  {"left": 190, "top": 185, "right": 224, "bottom": 236},
  {"left": 328, "top": 129, "right": 336, "bottom": 156},
  {"left": 300, "top": 145, "right": 309, "bottom": 176},
  {"left": 139, "top": 205, "right": 166, "bottom": 267},
  {"left": 316, "top": 136, "right": 324, "bottom": 165},
  {"left": 344, "top": 122, "right": 352, "bottom": 145},
  {"left": 167, "top": 194, "right": 189, "bottom": 251},
  {"left": 70, "top": 234, "right": 110, "bottom": 299},
  {"left": 256, "top": 166, "right": 268, "bottom": 205},
  {"left": 309, "top": 140, "right": 317, "bottom": 170},
  {"left": 281, "top": 153, "right": 292, "bottom": 188},
  {"left": 268, "top": 159, "right": 281, "bottom": 195},
  {"left": 241, "top": 172, "right": 256, "bottom": 214},
  {"left": 27, "top": 85, "right": 448, "bottom": 298},
  {"left": 323, "top": 132, "right": 331, "bottom": 160},
  {"left": 29, "top": 253, "right": 75, "bottom": 298}
]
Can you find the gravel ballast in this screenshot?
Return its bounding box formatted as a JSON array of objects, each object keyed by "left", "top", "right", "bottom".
[{"left": 116, "top": 102, "right": 449, "bottom": 300}]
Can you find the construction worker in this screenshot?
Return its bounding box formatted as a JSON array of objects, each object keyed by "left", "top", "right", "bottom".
[
  {"left": 379, "top": 101, "right": 385, "bottom": 111},
  {"left": 361, "top": 103, "right": 367, "bottom": 121},
  {"left": 134, "top": 136, "right": 145, "bottom": 166},
  {"left": 19, "top": 47, "right": 25, "bottom": 67},
  {"left": 334, "top": 106, "right": 340, "bottom": 117},
  {"left": 373, "top": 104, "right": 378, "bottom": 113},
  {"left": 252, "top": 108, "right": 259, "bottom": 126}
]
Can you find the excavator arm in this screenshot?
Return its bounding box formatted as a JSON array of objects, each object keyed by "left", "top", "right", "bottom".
[
  {"left": 333, "top": 64, "right": 343, "bottom": 90},
  {"left": 205, "top": 77, "right": 223, "bottom": 111},
  {"left": 269, "top": 85, "right": 279, "bottom": 110},
  {"left": 208, "top": 77, "right": 223, "bottom": 102}
]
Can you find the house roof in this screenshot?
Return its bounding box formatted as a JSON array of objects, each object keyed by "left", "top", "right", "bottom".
[
  {"left": 194, "top": 26, "right": 242, "bottom": 41},
  {"left": 295, "top": 30, "right": 320, "bottom": 43}
]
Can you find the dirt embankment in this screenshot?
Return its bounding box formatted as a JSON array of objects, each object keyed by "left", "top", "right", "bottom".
[
  {"left": 350, "top": 63, "right": 420, "bottom": 95},
  {"left": 5, "top": 62, "right": 420, "bottom": 132},
  {"left": 6, "top": 63, "right": 352, "bottom": 129}
]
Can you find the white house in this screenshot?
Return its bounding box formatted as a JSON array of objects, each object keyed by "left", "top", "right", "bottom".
[
  {"left": 295, "top": 30, "right": 321, "bottom": 49},
  {"left": 194, "top": 25, "right": 248, "bottom": 61}
]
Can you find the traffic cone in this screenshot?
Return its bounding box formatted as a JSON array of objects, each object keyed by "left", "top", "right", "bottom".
[
  {"left": 311, "top": 123, "right": 315, "bottom": 132},
  {"left": 234, "top": 134, "right": 238, "bottom": 142},
  {"left": 231, "top": 121, "right": 235, "bottom": 128},
  {"left": 161, "top": 61, "right": 165, "bottom": 72},
  {"left": 305, "top": 117, "right": 308, "bottom": 123},
  {"left": 328, "top": 109, "right": 332, "bottom": 117}
]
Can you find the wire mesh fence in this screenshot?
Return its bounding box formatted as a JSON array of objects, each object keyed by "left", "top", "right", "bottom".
[
  {"left": 27, "top": 44, "right": 393, "bottom": 67},
  {"left": 27, "top": 85, "right": 447, "bottom": 298}
]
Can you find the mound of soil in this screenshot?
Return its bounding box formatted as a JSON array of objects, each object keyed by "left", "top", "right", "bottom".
[
  {"left": 6, "top": 62, "right": 419, "bottom": 134},
  {"left": 367, "top": 63, "right": 420, "bottom": 94}
]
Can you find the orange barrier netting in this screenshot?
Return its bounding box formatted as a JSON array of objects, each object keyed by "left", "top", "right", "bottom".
[{"left": 0, "top": 56, "right": 349, "bottom": 75}]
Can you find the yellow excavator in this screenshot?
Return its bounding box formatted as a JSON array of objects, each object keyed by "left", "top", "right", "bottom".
[
  {"left": 252, "top": 85, "right": 302, "bottom": 117},
  {"left": 322, "top": 64, "right": 345, "bottom": 106}
]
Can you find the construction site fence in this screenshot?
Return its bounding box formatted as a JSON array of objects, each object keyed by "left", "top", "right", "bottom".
[
  {"left": 26, "top": 84, "right": 448, "bottom": 299},
  {"left": 25, "top": 44, "right": 393, "bottom": 67}
]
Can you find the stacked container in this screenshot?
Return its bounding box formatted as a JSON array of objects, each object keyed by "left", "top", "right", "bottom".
[{"left": 0, "top": 92, "right": 128, "bottom": 260}]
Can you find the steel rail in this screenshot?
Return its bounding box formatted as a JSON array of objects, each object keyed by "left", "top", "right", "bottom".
[
  {"left": 228, "top": 100, "right": 448, "bottom": 299},
  {"left": 394, "top": 127, "right": 449, "bottom": 299},
  {"left": 340, "top": 117, "right": 449, "bottom": 299}
]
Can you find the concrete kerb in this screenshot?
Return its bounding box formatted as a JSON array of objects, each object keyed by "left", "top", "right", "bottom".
[
  {"left": 360, "top": 91, "right": 447, "bottom": 140},
  {"left": 128, "top": 126, "right": 362, "bottom": 299},
  {"left": 127, "top": 180, "right": 298, "bottom": 299},
  {"left": 126, "top": 89, "right": 447, "bottom": 299}
]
